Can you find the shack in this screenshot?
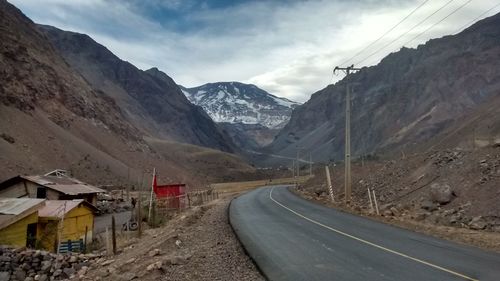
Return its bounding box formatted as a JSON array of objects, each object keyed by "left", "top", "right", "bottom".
[
  {"left": 0, "top": 198, "right": 45, "bottom": 248},
  {"left": 37, "top": 200, "right": 97, "bottom": 253},
  {"left": 0, "top": 170, "right": 104, "bottom": 206}
]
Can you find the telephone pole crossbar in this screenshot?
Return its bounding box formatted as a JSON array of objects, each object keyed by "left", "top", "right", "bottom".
[{"left": 333, "top": 65, "right": 361, "bottom": 205}]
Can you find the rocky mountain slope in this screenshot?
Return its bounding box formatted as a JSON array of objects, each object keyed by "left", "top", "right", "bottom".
[
  {"left": 268, "top": 12, "right": 500, "bottom": 163},
  {"left": 181, "top": 82, "right": 298, "bottom": 129},
  {"left": 0, "top": 0, "right": 254, "bottom": 187},
  {"left": 38, "top": 25, "right": 235, "bottom": 153}
]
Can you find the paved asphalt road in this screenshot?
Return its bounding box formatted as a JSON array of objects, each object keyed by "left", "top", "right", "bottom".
[{"left": 230, "top": 185, "right": 500, "bottom": 281}]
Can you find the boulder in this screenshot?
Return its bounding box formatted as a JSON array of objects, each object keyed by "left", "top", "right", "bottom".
[
  {"left": 421, "top": 200, "right": 437, "bottom": 211},
  {"left": 469, "top": 216, "right": 487, "bottom": 230},
  {"left": 430, "top": 183, "right": 454, "bottom": 204}
]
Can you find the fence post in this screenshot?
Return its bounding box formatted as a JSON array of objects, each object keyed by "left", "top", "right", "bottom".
[
  {"left": 137, "top": 199, "right": 142, "bottom": 238},
  {"left": 84, "top": 226, "right": 88, "bottom": 253},
  {"left": 111, "top": 215, "right": 116, "bottom": 255}
]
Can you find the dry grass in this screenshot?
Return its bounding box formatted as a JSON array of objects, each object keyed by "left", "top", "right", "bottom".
[{"left": 211, "top": 176, "right": 312, "bottom": 193}]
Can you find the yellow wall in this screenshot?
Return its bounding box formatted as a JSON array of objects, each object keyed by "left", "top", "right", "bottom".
[
  {"left": 0, "top": 212, "right": 38, "bottom": 248},
  {"left": 38, "top": 204, "right": 94, "bottom": 252}
]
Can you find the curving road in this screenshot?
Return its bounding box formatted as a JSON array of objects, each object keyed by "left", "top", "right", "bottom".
[{"left": 229, "top": 185, "right": 500, "bottom": 281}]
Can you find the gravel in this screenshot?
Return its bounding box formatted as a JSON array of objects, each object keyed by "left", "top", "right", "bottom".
[{"left": 162, "top": 196, "right": 264, "bottom": 281}]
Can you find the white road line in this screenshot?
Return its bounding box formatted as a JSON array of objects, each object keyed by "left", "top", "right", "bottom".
[{"left": 269, "top": 187, "right": 478, "bottom": 281}]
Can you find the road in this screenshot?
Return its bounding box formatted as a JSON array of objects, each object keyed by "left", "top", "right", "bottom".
[
  {"left": 230, "top": 185, "right": 500, "bottom": 281},
  {"left": 94, "top": 211, "right": 132, "bottom": 234}
]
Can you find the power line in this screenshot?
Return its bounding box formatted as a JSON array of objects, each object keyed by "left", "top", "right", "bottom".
[
  {"left": 402, "top": 0, "right": 474, "bottom": 47},
  {"left": 338, "top": 0, "right": 430, "bottom": 67},
  {"left": 455, "top": 2, "right": 500, "bottom": 34},
  {"left": 354, "top": 0, "right": 456, "bottom": 66}
]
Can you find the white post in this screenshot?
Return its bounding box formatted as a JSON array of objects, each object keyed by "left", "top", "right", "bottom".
[
  {"left": 325, "top": 166, "right": 334, "bottom": 203},
  {"left": 148, "top": 168, "right": 156, "bottom": 223},
  {"left": 372, "top": 189, "right": 380, "bottom": 215},
  {"left": 367, "top": 188, "right": 374, "bottom": 213}
]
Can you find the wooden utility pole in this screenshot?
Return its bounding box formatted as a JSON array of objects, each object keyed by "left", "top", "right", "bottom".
[
  {"left": 334, "top": 65, "right": 361, "bottom": 205},
  {"left": 309, "top": 153, "right": 312, "bottom": 177}
]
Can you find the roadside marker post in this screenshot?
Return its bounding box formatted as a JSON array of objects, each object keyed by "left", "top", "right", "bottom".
[
  {"left": 325, "top": 166, "right": 335, "bottom": 203},
  {"left": 367, "top": 188, "right": 374, "bottom": 213},
  {"left": 372, "top": 189, "right": 380, "bottom": 215}
]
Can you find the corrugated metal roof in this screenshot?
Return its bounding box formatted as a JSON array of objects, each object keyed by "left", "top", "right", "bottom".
[
  {"left": 38, "top": 200, "right": 91, "bottom": 219},
  {"left": 24, "top": 175, "right": 105, "bottom": 195},
  {"left": 0, "top": 198, "right": 45, "bottom": 215}
]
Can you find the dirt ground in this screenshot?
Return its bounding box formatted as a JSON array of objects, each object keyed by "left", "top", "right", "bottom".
[{"left": 78, "top": 195, "right": 263, "bottom": 281}]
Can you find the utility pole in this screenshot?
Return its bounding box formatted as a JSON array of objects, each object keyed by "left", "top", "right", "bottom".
[
  {"left": 309, "top": 153, "right": 312, "bottom": 177},
  {"left": 296, "top": 146, "right": 301, "bottom": 178},
  {"left": 334, "top": 65, "right": 361, "bottom": 205}
]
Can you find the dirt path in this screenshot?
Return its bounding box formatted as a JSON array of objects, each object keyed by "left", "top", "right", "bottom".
[
  {"left": 83, "top": 195, "right": 264, "bottom": 281},
  {"left": 162, "top": 196, "right": 264, "bottom": 281}
]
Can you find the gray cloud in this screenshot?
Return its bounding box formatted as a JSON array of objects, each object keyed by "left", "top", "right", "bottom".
[{"left": 9, "top": 0, "right": 500, "bottom": 102}]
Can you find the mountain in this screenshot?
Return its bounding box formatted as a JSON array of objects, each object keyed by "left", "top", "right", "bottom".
[
  {"left": 0, "top": 0, "right": 253, "bottom": 186},
  {"left": 267, "top": 13, "right": 500, "bottom": 163},
  {"left": 37, "top": 25, "right": 235, "bottom": 153},
  {"left": 181, "top": 82, "right": 299, "bottom": 129}
]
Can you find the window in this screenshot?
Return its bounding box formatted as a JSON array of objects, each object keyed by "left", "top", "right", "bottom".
[{"left": 36, "top": 187, "right": 46, "bottom": 198}]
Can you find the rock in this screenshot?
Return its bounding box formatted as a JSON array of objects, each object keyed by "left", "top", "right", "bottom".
[
  {"left": 469, "top": 216, "right": 487, "bottom": 230},
  {"left": 421, "top": 200, "right": 437, "bottom": 211},
  {"left": 63, "top": 267, "right": 75, "bottom": 277},
  {"left": 24, "top": 277, "right": 34, "bottom": 281},
  {"left": 78, "top": 266, "right": 88, "bottom": 276},
  {"left": 166, "top": 255, "right": 191, "bottom": 265},
  {"left": 430, "top": 183, "right": 454, "bottom": 204},
  {"left": 146, "top": 261, "right": 162, "bottom": 271},
  {"left": 100, "top": 259, "right": 114, "bottom": 266},
  {"left": 124, "top": 258, "right": 136, "bottom": 265},
  {"left": 383, "top": 209, "right": 393, "bottom": 217},
  {"left": 0, "top": 272, "right": 10, "bottom": 281},
  {"left": 69, "top": 256, "right": 78, "bottom": 263},
  {"left": 52, "top": 269, "right": 62, "bottom": 278},
  {"left": 148, "top": 249, "right": 161, "bottom": 257},
  {"left": 380, "top": 203, "right": 394, "bottom": 211},
  {"left": 40, "top": 260, "right": 52, "bottom": 272},
  {"left": 415, "top": 211, "right": 430, "bottom": 221},
  {"left": 175, "top": 240, "right": 182, "bottom": 248},
  {"left": 389, "top": 207, "right": 400, "bottom": 217},
  {"left": 15, "top": 269, "right": 26, "bottom": 280},
  {"left": 119, "top": 272, "right": 137, "bottom": 281}
]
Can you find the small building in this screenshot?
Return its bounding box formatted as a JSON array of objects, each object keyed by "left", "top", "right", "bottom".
[
  {"left": 37, "top": 200, "right": 97, "bottom": 253},
  {"left": 0, "top": 198, "right": 45, "bottom": 248},
  {"left": 0, "top": 171, "right": 104, "bottom": 206}
]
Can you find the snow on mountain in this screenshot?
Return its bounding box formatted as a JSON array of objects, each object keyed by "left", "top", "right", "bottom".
[{"left": 181, "top": 82, "right": 299, "bottom": 129}]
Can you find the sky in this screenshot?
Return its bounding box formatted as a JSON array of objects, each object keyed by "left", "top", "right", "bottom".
[{"left": 9, "top": 0, "right": 500, "bottom": 102}]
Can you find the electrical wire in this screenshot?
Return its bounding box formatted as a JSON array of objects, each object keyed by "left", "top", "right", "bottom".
[
  {"left": 454, "top": 2, "right": 500, "bottom": 34},
  {"left": 354, "top": 0, "right": 456, "bottom": 66},
  {"left": 338, "top": 0, "right": 431, "bottom": 67},
  {"left": 401, "top": 0, "right": 474, "bottom": 47}
]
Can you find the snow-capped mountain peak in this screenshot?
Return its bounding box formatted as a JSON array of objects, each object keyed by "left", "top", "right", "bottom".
[{"left": 181, "top": 82, "right": 299, "bottom": 129}]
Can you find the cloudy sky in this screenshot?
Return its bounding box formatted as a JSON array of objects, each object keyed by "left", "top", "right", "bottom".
[{"left": 10, "top": 0, "right": 500, "bottom": 102}]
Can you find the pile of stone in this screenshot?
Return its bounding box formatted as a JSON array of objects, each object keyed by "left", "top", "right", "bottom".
[{"left": 0, "top": 247, "right": 101, "bottom": 281}]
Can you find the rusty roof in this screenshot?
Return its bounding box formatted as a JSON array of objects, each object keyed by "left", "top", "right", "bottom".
[
  {"left": 38, "top": 200, "right": 98, "bottom": 219},
  {"left": 23, "top": 175, "right": 105, "bottom": 195}
]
